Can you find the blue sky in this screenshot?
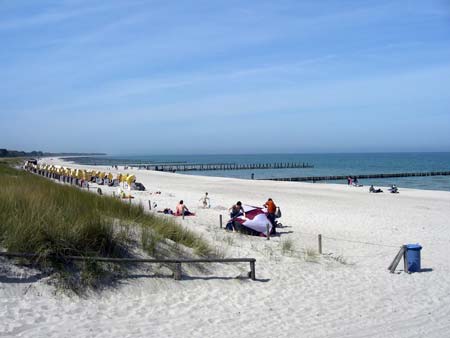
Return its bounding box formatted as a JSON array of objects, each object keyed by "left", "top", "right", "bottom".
[{"left": 1, "top": 0, "right": 449, "bottom": 154}]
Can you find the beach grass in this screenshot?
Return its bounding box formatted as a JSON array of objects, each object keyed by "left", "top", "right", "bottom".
[
  {"left": 0, "top": 163, "right": 211, "bottom": 289},
  {"left": 0, "top": 157, "right": 24, "bottom": 166},
  {"left": 304, "top": 247, "right": 319, "bottom": 262},
  {"left": 280, "top": 238, "right": 295, "bottom": 255}
]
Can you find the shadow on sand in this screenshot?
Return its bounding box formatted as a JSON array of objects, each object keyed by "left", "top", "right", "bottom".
[
  {"left": 0, "top": 272, "right": 49, "bottom": 284},
  {"left": 125, "top": 273, "right": 270, "bottom": 282}
]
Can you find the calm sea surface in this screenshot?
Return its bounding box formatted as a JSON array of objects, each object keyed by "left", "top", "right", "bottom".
[{"left": 65, "top": 153, "right": 450, "bottom": 192}]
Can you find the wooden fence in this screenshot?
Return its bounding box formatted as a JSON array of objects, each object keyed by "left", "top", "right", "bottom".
[{"left": 0, "top": 252, "right": 256, "bottom": 281}]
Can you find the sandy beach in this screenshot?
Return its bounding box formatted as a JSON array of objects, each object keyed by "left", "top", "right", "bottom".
[{"left": 2, "top": 157, "right": 450, "bottom": 338}]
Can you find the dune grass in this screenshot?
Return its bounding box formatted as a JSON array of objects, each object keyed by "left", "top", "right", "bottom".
[
  {"left": 280, "top": 238, "right": 295, "bottom": 256},
  {"left": 304, "top": 247, "right": 319, "bottom": 262},
  {"left": 0, "top": 157, "right": 23, "bottom": 166},
  {"left": 0, "top": 163, "right": 211, "bottom": 289}
]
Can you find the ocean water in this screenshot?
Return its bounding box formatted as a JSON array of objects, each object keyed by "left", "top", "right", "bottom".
[{"left": 65, "top": 153, "right": 450, "bottom": 192}]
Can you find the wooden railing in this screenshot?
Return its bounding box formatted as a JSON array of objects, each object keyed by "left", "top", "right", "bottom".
[{"left": 0, "top": 252, "right": 256, "bottom": 280}]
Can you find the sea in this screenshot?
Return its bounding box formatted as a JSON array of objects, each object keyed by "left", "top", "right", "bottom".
[{"left": 64, "top": 153, "right": 450, "bottom": 192}]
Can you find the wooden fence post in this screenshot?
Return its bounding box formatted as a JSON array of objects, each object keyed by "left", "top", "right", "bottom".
[
  {"left": 219, "top": 214, "right": 223, "bottom": 228},
  {"left": 250, "top": 260, "right": 256, "bottom": 280},
  {"left": 318, "top": 234, "right": 322, "bottom": 254},
  {"left": 266, "top": 223, "right": 270, "bottom": 240},
  {"left": 174, "top": 262, "right": 182, "bottom": 280}
]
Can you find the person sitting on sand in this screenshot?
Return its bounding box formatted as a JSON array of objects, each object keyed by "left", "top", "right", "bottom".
[
  {"left": 229, "top": 201, "right": 245, "bottom": 219},
  {"left": 163, "top": 208, "right": 173, "bottom": 215},
  {"left": 176, "top": 200, "right": 192, "bottom": 216},
  {"left": 389, "top": 184, "right": 399, "bottom": 193},
  {"left": 199, "top": 192, "right": 210, "bottom": 208},
  {"left": 369, "top": 185, "right": 383, "bottom": 193},
  {"left": 157, "top": 208, "right": 173, "bottom": 215}
]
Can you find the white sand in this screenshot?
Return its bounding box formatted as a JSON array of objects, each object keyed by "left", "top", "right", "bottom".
[{"left": 1, "top": 157, "right": 450, "bottom": 337}]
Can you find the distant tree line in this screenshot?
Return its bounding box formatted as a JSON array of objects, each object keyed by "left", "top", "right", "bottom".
[{"left": 0, "top": 149, "right": 106, "bottom": 158}]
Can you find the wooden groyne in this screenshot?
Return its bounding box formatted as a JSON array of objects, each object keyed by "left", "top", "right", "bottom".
[
  {"left": 259, "top": 171, "right": 450, "bottom": 182},
  {"left": 137, "top": 162, "right": 314, "bottom": 172}
]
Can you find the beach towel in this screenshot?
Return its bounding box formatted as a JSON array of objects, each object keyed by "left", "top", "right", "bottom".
[{"left": 174, "top": 212, "right": 195, "bottom": 217}]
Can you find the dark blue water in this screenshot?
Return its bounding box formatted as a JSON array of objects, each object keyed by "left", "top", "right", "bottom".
[{"left": 65, "top": 153, "right": 450, "bottom": 191}]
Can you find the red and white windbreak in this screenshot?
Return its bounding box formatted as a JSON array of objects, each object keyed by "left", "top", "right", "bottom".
[{"left": 232, "top": 205, "right": 273, "bottom": 235}]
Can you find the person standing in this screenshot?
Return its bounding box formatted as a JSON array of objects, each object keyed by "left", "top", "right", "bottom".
[
  {"left": 263, "top": 198, "right": 277, "bottom": 232},
  {"left": 199, "top": 192, "right": 210, "bottom": 208}
]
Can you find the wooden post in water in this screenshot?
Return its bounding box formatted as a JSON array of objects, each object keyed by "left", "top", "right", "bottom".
[
  {"left": 148, "top": 200, "right": 151, "bottom": 210},
  {"left": 318, "top": 234, "right": 322, "bottom": 254},
  {"left": 219, "top": 214, "right": 223, "bottom": 228},
  {"left": 266, "top": 223, "right": 270, "bottom": 240}
]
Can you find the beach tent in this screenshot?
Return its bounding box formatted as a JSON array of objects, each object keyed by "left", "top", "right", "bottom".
[{"left": 228, "top": 205, "right": 272, "bottom": 236}]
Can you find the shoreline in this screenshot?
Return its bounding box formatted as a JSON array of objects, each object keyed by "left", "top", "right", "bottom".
[{"left": 50, "top": 156, "right": 450, "bottom": 195}]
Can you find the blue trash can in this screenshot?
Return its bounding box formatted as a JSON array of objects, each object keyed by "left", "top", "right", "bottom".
[{"left": 406, "top": 244, "right": 422, "bottom": 272}]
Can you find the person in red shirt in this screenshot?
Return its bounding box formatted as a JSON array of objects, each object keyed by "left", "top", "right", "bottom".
[{"left": 263, "top": 198, "right": 277, "bottom": 233}]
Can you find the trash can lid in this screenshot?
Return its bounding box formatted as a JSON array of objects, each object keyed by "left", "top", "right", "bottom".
[{"left": 406, "top": 243, "right": 422, "bottom": 250}]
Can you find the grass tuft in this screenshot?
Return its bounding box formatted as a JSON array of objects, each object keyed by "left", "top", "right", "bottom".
[
  {"left": 280, "top": 239, "right": 295, "bottom": 256},
  {"left": 304, "top": 247, "right": 319, "bottom": 262}
]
